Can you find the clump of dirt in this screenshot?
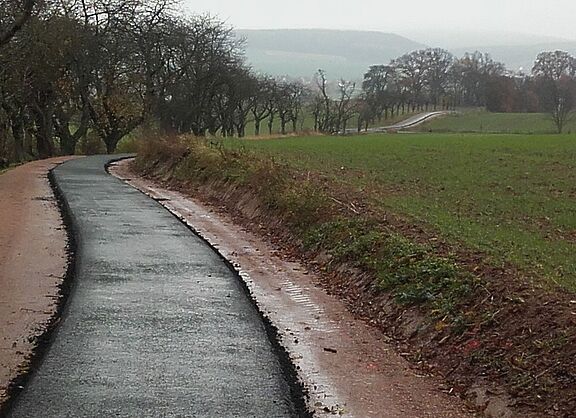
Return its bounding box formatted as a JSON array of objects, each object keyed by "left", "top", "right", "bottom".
[{"left": 133, "top": 137, "right": 576, "bottom": 417}]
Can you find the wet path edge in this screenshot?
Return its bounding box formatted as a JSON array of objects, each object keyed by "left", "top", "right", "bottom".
[{"left": 6, "top": 155, "right": 304, "bottom": 418}]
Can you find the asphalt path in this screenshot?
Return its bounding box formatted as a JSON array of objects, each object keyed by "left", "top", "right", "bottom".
[
  {"left": 7, "top": 156, "right": 298, "bottom": 417},
  {"left": 345, "top": 110, "right": 453, "bottom": 134}
]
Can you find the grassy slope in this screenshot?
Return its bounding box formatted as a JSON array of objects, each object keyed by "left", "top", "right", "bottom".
[
  {"left": 419, "top": 110, "right": 576, "bottom": 134},
  {"left": 136, "top": 133, "right": 576, "bottom": 415},
  {"left": 228, "top": 133, "right": 576, "bottom": 290}
]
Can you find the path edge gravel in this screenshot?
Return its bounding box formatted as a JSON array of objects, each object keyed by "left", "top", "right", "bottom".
[{"left": 0, "top": 165, "right": 78, "bottom": 417}]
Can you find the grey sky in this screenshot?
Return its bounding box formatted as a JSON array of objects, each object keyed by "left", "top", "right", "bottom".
[{"left": 182, "top": 0, "right": 576, "bottom": 41}]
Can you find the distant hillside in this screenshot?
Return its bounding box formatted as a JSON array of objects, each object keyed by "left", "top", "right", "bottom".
[
  {"left": 236, "top": 29, "right": 425, "bottom": 80},
  {"left": 403, "top": 30, "right": 576, "bottom": 73},
  {"left": 237, "top": 29, "right": 576, "bottom": 79},
  {"left": 402, "top": 29, "right": 573, "bottom": 49}
]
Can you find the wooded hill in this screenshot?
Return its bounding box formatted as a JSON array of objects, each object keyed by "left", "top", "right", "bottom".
[
  {"left": 238, "top": 29, "right": 576, "bottom": 79},
  {"left": 236, "top": 29, "right": 425, "bottom": 79}
]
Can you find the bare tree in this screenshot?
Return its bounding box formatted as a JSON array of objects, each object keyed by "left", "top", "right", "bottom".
[
  {"left": 334, "top": 79, "right": 356, "bottom": 133},
  {"left": 533, "top": 51, "right": 576, "bottom": 81},
  {"left": 535, "top": 76, "right": 576, "bottom": 133},
  {"left": 275, "top": 81, "right": 293, "bottom": 135},
  {"left": 0, "top": 0, "right": 36, "bottom": 47},
  {"left": 314, "top": 69, "right": 332, "bottom": 132},
  {"left": 250, "top": 76, "right": 273, "bottom": 136},
  {"left": 157, "top": 15, "right": 245, "bottom": 137},
  {"left": 423, "top": 48, "right": 454, "bottom": 109},
  {"left": 362, "top": 64, "right": 398, "bottom": 123},
  {"left": 550, "top": 79, "right": 576, "bottom": 133},
  {"left": 533, "top": 51, "right": 576, "bottom": 133},
  {"left": 287, "top": 81, "right": 306, "bottom": 133},
  {"left": 393, "top": 50, "right": 428, "bottom": 111},
  {"left": 452, "top": 51, "right": 505, "bottom": 107}
]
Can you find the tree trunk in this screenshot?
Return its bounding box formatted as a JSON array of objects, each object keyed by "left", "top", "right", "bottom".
[
  {"left": 54, "top": 109, "right": 89, "bottom": 156},
  {"left": 36, "top": 132, "right": 54, "bottom": 159},
  {"left": 236, "top": 122, "right": 246, "bottom": 138},
  {"left": 104, "top": 132, "right": 122, "bottom": 154},
  {"left": 10, "top": 115, "right": 25, "bottom": 162},
  {"left": 33, "top": 110, "right": 55, "bottom": 159},
  {"left": 59, "top": 129, "right": 76, "bottom": 155}
]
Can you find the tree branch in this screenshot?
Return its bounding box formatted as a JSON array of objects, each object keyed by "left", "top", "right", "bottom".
[{"left": 0, "top": 0, "right": 36, "bottom": 47}]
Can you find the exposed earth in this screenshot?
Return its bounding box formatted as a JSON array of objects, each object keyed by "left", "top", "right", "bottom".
[
  {"left": 111, "top": 158, "right": 476, "bottom": 417},
  {"left": 0, "top": 157, "right": 544, "bottom": 417},
  {"left": 0, "top": 157, "right": 76, "bottom": 412}
]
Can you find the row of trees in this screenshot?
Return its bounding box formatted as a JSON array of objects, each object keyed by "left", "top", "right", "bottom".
[
  {"left": 359, "top": 49, "right": 576, "bottom": 133},
  {"left": 360, "top": 50, "right": 504, "bottom": 124},
  {"left": 1, "top": 0, "right": 575, "bottom": 165},
  {"left": 0, "top": 0, "right": 319, "bottom": 162},
  {"left": 0, "top": 0, "right": 302, "bottom": 162}
]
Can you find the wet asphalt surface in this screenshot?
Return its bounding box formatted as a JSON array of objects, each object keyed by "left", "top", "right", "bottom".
[{"left": 7, "top": 156, "right": 297, "bottom": 418}]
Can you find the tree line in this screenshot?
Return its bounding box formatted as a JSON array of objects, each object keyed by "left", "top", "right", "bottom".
[
  {"left": 1, "top": 0, "right": 269, "bottom": 162},
  {"left": 358, "top": 49, "right": 576, "bottom": 133},
  {"left": 1, "top": 0, "right": 575, "bottom": 166}
]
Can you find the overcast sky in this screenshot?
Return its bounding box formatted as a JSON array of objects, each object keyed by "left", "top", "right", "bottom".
[{"left": 182, "top": 0, "right": 576, "bottom": 42}]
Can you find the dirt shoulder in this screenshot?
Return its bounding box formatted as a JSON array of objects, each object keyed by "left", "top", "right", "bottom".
[
  {"left": 0, "top": 157, "right": 77, "bottom": 410},
  {"left": 111, "top": 159, "right": 477, "bottom": 417}
]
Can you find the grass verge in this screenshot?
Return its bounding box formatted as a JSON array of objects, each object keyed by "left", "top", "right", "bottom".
[
  {"left": 134, "top": 134, "right": 576, "bottom": 417},
  {"left": 418, "top": 109, "right": 576, "bottom": 134},
  {"left": 227, "top": 133, "right": 576, "bottom": 290}
]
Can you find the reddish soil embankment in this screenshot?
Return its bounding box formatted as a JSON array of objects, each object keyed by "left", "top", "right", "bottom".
[
  {"left": 0, "top": 157, "right": 75, "bottom": 409},
  {"left": 112, "top": 159, "right": 478, "bottom": 418}
]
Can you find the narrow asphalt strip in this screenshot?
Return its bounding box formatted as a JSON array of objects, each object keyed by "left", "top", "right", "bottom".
[{"left": 6, "top": 155, "right": 304, "bottom": 418}]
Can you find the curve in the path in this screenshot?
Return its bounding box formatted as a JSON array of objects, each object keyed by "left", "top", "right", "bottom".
[
  {"left": 346, "top": 110, "right": 453, "bottom": 134},
  {"left": 7, "top": 155, "right": 299, "bottom": 418}
]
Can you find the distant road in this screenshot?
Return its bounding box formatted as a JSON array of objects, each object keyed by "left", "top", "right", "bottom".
[
  {"left": 8, "top": 156, "right": 298, "bottom": 417},
  {"left": 346, "top": 110, "right": 453, "bottom": 134}
]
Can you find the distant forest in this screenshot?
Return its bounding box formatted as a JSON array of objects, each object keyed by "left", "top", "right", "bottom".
[{"left": 1, "top": 0, "right": 575, "bottom": 165}]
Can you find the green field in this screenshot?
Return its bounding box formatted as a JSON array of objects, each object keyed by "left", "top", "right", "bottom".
[
  {"left": 228, "top": 133, "right": 576, "bottom": 289},
  {"left": 224, "top": 109, "right": 574, "bottom": 138},
  {"left": 137, "top": 127, "right": 576, "bottom": 414},
  {"left": 419, "top": 110, "right": 576, "bottom": 134}
]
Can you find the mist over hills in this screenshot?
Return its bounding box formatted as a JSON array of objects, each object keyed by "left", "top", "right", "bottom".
[
  {"left": 406, "top": 30, "right": 576, "bottom": 72},
  {"left": 237, "top": 29, "right": 576, "bottom": 80},
  {"left": 401, "top": 29, "right": 574, "bottom": 49},
  {"left": 236, "top": 29, "right": 425, "bottom": 79}
]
